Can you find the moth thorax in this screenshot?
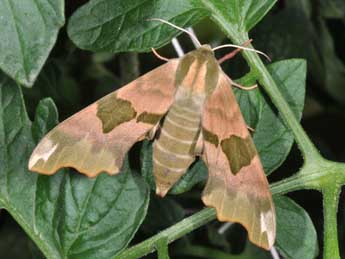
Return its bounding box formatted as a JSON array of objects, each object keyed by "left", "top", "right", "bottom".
[{"left": 174, "top": 87, "right": 205, "bottom": 111}]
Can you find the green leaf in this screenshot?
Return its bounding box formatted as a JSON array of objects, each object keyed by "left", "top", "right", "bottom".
[
  {"left": 31, "top": 98, "right": 58, "bottom": 143},
  {"left": 250, "top": 4, "right": 345, "bottom": 105},
  {"left": 288, "top": 0, "right": 312, "bottom": 18},
  {"left": 22, "top": 60, "right": 82, "bottom": 118},
  {"left": 318, "top": 20, "right": 345, "bottom": 104},
  {"left": 236, "top": 59, "right": 306, "bottom": 174},
  {"left": 0, "top": 0, "right": 65, "bottom": 86},
  {"left": 142, "top": 195, "right": 185, "bottom": 235},
  {"left": 141, "top": 141, "right": 157, "bottom": 191},
  {"left": 141, "top": 140, "right": 207, "bottom": 195},
  {"left": 319, "top": 0, "right": 345, "bottom": 18},
  {"left": 196, "top": 0, "right": 276, "bottom": 33},
  {"left": 274, "top": 196, "right": 319, "bottom": 259},
  {"left": 0, "top": 73, "right": 150, "bottom": 258},
  {"left": 250, "top": 5, "right": 322, "bottom": 76},
  {"left": 170, "top": 160, "right": 207, "bottom": 194},
  {"left": 67, "top": 0, "right": 208, "bottom": 52}
]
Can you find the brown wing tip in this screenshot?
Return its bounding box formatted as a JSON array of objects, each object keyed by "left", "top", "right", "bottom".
[{"left": 201, "top": 196, "right": 275, "bottom": 250}]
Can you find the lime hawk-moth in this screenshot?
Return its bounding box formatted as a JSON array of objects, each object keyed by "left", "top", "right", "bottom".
[{"left": 29, "top": 21, "right": 275, "bottom": 250}]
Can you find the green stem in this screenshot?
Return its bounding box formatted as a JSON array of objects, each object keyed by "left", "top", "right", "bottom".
[
  {"left": 246, "top": 50, "right": 317, "bottom": 159},
  {"left": 235, "top": 35, "right": 319, "bottom": 164},
  {"left": 113, "top": 208, "right": 216, "bottom": 259},
  {"left": 323, "top": 186, "right": 341, "bottom": 259},
  {"left": 156, "top": 237, "right": 170, "bottom": 259},
  {"left": 270, "top": 173, "right": 310, "bottom": 195}
]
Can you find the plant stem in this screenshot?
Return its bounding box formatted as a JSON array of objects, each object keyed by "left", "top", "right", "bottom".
[
  {"left": 270, "top": 173, "right": 309, "bottom": 195},
  {"left": 322, "top": 186, "right": 341, "bottom": 259},
  {"left": 204, "top": 3, "right": 320, "bottom": 164},
  {"left": 242, "top": 46, "right": 320, "bottom": 163},
  {"left": 112, "top": 165, "right": 323, "bottom": 259},
  {"left": 113, "top": 208, "right": 216, "bottom": 259},
  {"left": 156, "top": 237, "right": 170, "bottom": 259}
]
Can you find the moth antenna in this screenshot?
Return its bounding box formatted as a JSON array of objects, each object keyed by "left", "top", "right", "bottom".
[
  {"left": 147, "top": 18, "right": 202, "bottom": 47},
  {"left": 151, "top": 48, "right": 170, "bottom": 62},
  {"left": 212, "top": 44, "right": 271, "bottom": 62},
  {"left": 186, "top": 27, "right": 200, "bottom": 48}
]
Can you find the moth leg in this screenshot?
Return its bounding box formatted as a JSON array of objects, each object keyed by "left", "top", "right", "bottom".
[
  {"left": 194, "top": 131, "right": 204, "bottom": 156},
  {"left": 147, "top": 123, "right": 160, "bottom": 140},
  {"left": 151, "top": 48, "right": 170, "bottom": 62},
  {"left": 232, "top": 81, "right": 258, "bottom": 90},
  {"left": 218, "top": 39, "right": 253, "bottom": 64}
]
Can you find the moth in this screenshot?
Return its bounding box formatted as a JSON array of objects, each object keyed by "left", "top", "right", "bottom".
[{"left": 29, "top": 20, "right": 275, "bottom": 249}]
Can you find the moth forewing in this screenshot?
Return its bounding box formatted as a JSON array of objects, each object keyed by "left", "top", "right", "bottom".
[
  {"left": 201, "top": 72, "right": 276, "bottom": 250},
  {"left": 29, "top": 60, "right": 179, "bottom": 177}
]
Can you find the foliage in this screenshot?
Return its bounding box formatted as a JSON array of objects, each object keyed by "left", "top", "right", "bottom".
[{"left": 1, "top": 0, "right": 345, "bottom": 258}]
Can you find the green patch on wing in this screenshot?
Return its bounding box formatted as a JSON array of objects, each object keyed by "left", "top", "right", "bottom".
[
  {"left": 137, "top": 112, "right": 163, "bottom": 125},
  {"left": 202, "top": 128, "right": 219, "bottom": 147},
  {"left": 175, "top": 54, "right": 195, "bottom": 86},
  {"left": 221, "top": 135, "right": 256, "bottom": 174},
  {"left": 205, "top": 57, "right": 220, "bottom": 95},
  {"left": 97, "top": 94, "right": 137, "bottom": 133}
]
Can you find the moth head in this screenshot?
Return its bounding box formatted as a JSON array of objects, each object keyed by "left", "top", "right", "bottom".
[{"left": 194, "top": 44, "right": 215, "bottom": 59}]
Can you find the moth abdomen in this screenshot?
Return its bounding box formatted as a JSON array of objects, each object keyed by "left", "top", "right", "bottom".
[{"left": 152, "top": 100, "right": 202, "bottom": 196}]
